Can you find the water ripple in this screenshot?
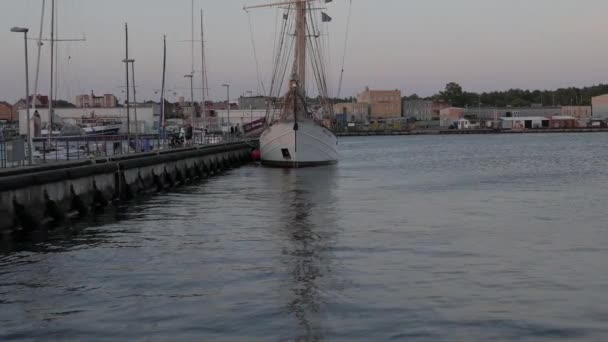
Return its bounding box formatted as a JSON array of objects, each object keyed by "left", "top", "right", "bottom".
[{"left": 2, "top": 134, "right": 608, "bottom": 340}]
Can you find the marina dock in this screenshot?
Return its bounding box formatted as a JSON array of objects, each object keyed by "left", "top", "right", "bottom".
[{"left": 0, "top": 140, "right": 257, "bottom": 234}]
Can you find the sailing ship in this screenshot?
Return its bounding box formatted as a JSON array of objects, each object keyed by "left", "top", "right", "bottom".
[{"left": 246, "top": 0, "right": 339, "bottom": 167}]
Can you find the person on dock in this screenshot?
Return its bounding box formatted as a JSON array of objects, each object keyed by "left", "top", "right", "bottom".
[
  {"left": 33, "top": 111, "right": 42, "bottom": 137},
  {"left": 185, "top": 124, "right": 193, "bottom": 146}
]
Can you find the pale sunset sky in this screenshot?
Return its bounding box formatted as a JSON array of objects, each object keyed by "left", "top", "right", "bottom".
[{"left": 1, "top": 0, "right": 607, "bottom": 103}]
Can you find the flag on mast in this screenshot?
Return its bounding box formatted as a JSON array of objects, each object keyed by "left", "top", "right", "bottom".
[{"left": 321, "top": 12, "right": 332, "bottom": 22}]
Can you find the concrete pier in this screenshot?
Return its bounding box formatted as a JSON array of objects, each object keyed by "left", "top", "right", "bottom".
[
  {"left": 0, "top": 141, "right": 256, "bottom": 233},
  {"left": 335, "top": 128, "right": 608, "bottom": 137}
]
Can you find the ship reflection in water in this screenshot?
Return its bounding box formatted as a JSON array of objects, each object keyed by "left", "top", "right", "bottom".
[{"left": 273, "top": 167, "right": 339, "bottom": 341}]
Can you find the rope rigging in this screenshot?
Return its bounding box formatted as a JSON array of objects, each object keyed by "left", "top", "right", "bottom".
[
  {"left": 336, "top": 0, "right": 353, "bottom": 99},
  {"left": 247, "top": 11, "right": 266, "bottom": 96},
  {"left": 251, "top": 0, "right": 351, "bottom": 122},
  {"left": 306, "top": 3, "right": 331, "bottom": 115},
  {"left": 33, "top": 0, "right": 46, "bottom": 113},
  {"left": 266, "top": 4, "right": 296, "bottom": 122}
]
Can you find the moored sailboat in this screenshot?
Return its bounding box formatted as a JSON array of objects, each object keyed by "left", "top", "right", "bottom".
[{"left": 245, "top": 0, "right": 339, "bottom": 168}]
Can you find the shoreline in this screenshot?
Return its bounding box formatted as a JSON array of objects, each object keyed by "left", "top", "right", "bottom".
[{"left": 335, "top": 128, "right": 608, "bottom": 137}]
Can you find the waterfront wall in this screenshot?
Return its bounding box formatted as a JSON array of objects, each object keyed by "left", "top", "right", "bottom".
[
  {"left": 0, "top": 142, "right": 255, "bottom": 233},
  {"left": 335, "top": 128, "right": 608, "bottom": 137}
]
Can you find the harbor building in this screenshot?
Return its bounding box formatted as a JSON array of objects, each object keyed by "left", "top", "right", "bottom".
[
  {"left": 498, "top": 116, "right": 578, "bottom": 130},
  {"left": 333, "top": 102, "right": 370, "bottom": 124},
  {"left": 0, "top": 102, "right": 15, "bottom": 123},
  {"left": 13, "top": 95, "right": 49, "bottom": 110},
  {"left": 464, "top": 106, "right": 561, "bottom": 123},
  {"left": 238, "top": 96, "right": 269, "bottom": 110},
  {"left": 75, "top": 92, "right": 118, "bottom": 108},
  {"left": 181, "top": 106, "right": 198, "bottom": 121},
  {"left": 549, "top": 116, "right": 578, "bottom": 129},
  {"left": 403, "top": 99, "right": 434, "bottom": 120},
  {"left": 561, "top": 106, "right": 591, "bottom": 120},
  {"left": 439, "top": 107, "right": 465, "bottom": 127},
  {"left": 499, "top": 117, "right": 549, "bottom": 129},
  {"left": 356, "top": 87, "right": 402, "bottom": 120},
  {"left": 208, "top": 100, "right": 238, "bottom": 111},
  {"left": 432, "top": 101, "right": 450, "bottom": 118},
  {"left": 206, "top": 109, "right": 267, "bottom": 132},
  {"left": 592, "top": 94, "right": 608, "bottom": 119},
  {"left": 453, "top": 118, "right": 472, "bottom": 129}
]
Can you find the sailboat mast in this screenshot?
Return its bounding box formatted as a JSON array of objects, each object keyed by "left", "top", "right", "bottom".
[
  {"left": 125, "top": 23, "right": 130, "bottom": 139},
  {"left": 48, "top": 0, "right": 55, "bottom": 144},
  {"left": 295, "top": 0, "right": 307, "bottom": 93},
  {"left": 200, "top": 9, "right": 206, "bottom": 129},
  {"left": 54, "top": 1, "right": 59, "bottom": 104},
  {"left": 33, "top": 0, "right": 46, "bottom": 114},
  {"left": 191, "top": 0, "right": 195, "bottom": 75},
  {"left": 160, "top": 35, "right": 167, "bottom": 137}
]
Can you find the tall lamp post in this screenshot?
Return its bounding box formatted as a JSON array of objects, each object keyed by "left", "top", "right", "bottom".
[
  {"left": 222, "top": 84, "right": 230, "bottom": 127},
  {"left": 11, "top": 27, "right": 33, "bottom": 165}
]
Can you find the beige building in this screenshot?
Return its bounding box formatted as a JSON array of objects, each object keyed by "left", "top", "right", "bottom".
[
  {"left": 356, "top": 87, "right": 402, "bottom": 120},
  {"left": 592, "top": 94, "right": 608, "bottom": 119},
  {"left": 75, "top": 92, "right": 118, "bottom": 108},
  {"left": 561, "top": 106, "right": 591, "bottom": 119}
]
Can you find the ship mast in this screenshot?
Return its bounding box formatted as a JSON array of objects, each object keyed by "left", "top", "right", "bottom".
[
  {"left": 295, "top": 0, "right": 306, "bottom": 93},
  {"left": 48, "top": 0, "right": 55, "bottom": 146},
  {"left": 244, "top": 0, "right": 316, "bottom": 93}
]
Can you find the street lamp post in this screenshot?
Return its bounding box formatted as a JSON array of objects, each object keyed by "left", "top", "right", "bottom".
[
  {"left": 222, "top": 84, "right": 230, "bottom": 127},
  {"left": 11, "top": 27, "right": 33, "bottom": 165}
]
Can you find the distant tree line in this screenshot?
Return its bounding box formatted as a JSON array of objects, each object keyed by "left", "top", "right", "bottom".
[
  {"left": 327, "top": 96, "right": 356, "bottom": 104},
  {"left": 408, "top": 82, "right": 608, "bottom": 108},
  {"left": 53, "top": 99, "right": 76, "bottom": 108}
]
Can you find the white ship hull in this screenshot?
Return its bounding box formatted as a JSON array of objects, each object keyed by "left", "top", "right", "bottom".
[{"left": 260, "top": 118, "right": 338, "bottom": 168}]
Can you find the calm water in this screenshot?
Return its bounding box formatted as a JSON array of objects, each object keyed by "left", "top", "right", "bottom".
[{"left": 2, "top": 134, "right": 608, "bottom": 341}]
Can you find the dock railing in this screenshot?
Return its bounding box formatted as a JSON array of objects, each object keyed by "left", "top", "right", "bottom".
[{"left": 1, "top": 132, "right": 247, "bottom": 169}]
